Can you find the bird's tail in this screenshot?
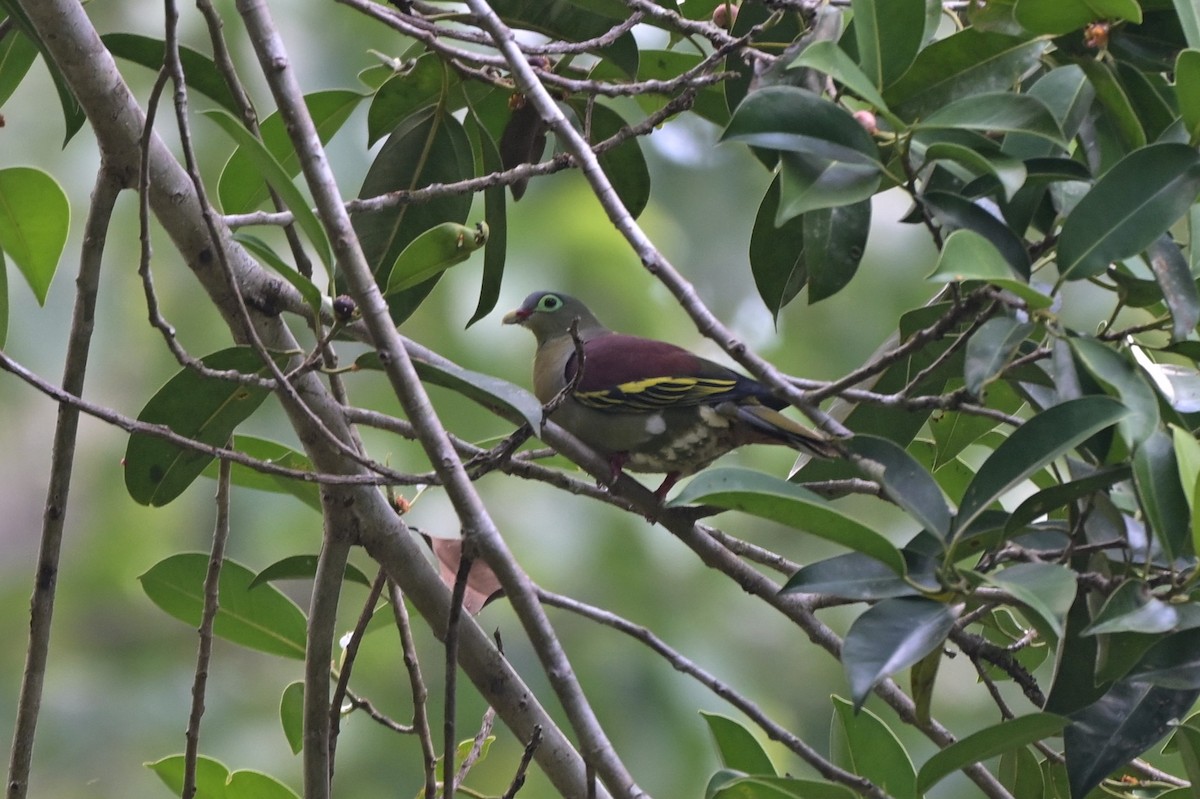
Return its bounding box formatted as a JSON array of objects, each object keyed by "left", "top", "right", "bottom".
[{"left": 721, "top": 402, "right": 841, "bottom": 458}]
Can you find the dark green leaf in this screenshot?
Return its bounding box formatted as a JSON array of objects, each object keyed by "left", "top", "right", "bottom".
[
  {"left": 669, "top": 467, "right": 907, "bottom": 573},
  {"left": 805, "top": 200, "right": 871, "bottom": 302},
  {"left": 1006, "top": 465, "right": 1130, "bottom": 533},
  {"left": 916, "top": 713, "right": 1068, "bottom": 793},
  {"left": 1079, "top": 59, "right": 1146, "bottom": 153},
  {"left": 585, "top": 103, "right": 650, "bottom": 219},
  {"left": 485, "top": 0, "right": 638, "bottom": 76},
  {"left": 964, "top": 317, "right": 1034, "bottom": 397},
  {"left": 785, "top": 40, "right": 888, "bottom": 110},
  {"left": 915, "top": 93, "right": 1065, "bottom": 146},
  {"left": 124, "top": 347, "right": 282, "bottom": 507},
  {"left": 707, "top": 772, "right": 857, "bottom": 799},
  {"left": 1083, "top": 580, "right": 1179, "bottom": 636},
  {"left": 842, "top": 597, "right": 959, "bottom": 710},
  {"left": 0, "top": 29, "right": 37, "bottom": 109},
  {"left": 203, "top": 109, "right": 333, "bottom": 269},
  {"left": 998, "top": 747, "right": 1044, "bottom": 799},
  {"left": 830, "top": 697, "right": 917, "bottom": 799},
  {"left": 782, "top": 551, "right": 940, "bottom": 600},
  {"left": 932, "top": 382, "right": 1023, "bottom": 469},
  {"left": 148, "top": 754, "right": 299, "bottom": 799},
  {"left": 249, "top": 555, "right": 373, "bottom": 590},
  {"left": 884, "top": 30, "right": 1047, "bottom": 120},
  {"left": 749, "top": 176, "right": 807, "bottom": 318},
  {"left": 0, "top": 167, "right": 68, "bottom": 306},
  {"left": 1178, "top": 49, "right": 1200, "bottom": 144},
  {"left": 199, "top": 434, "right": 320, "bottom": 512},
  {"left": 777, "top": 151, "right": 880, "bottom": 220},
  {"left": 702, "top": 712, "right": 776, "bottom": 775},
  {"left": 103, "top": 33, "right": 239, "bottom": 113},
  {"left": 922, "top": 142, "right": 1027, "bottom": 202},
  {"left": 1133, "top": 429, "right": 1193, "bottom": 561},
  {"left": 1129, "top": 629, "right": 1200, "bottom": 688},
  {"left": 1064, "top": 679, "right": 1200, "bottom": 799},
  {"left": 979, "top": 562, "right": 1077, "bottom": 640},
  {"left": 1058, "top": 144, "right": 1200, "bottom": 281},
  {"left": 955, "top": 396, "right": 1128, "bottom": 535},
  {"left": 1014, "top": 0, "right": 1141, "bottom": 35},
  {"left": 367, "top": 56, "right": 452, "bottom": 146},
  {"left": 219, "top": 90, "right": 364, "bottom": 214},
  {"left": 351, "top": 107, "right": 473, "bottom": 323},
  {"left": 922, "top": 190, "right": 1031, "bottom": 278},
  {"left": 139, "top": 554, "right": 307, "bottom": 659},
  {"left": 926, "top": 229, "right": 1051, "bottom": 309},
  {"left": 1069, "top": 337, "right": 1159, "bottom": 446},
  {"left": 2, "top": 4, "right": 83, "bottom": 144},
  {"left": 847, "top": 435, "right": 952, "bottom": 540},
  {"left": 850, "top": 0, "right": 925, "bottom": 89},
  {"left": 721, "top": 87, "right": 880, "bottom": 164},
  {"left": 280, "top": 681, "right": 304, "bottom": 755},
  {"left": 465, "top": 108, "right": 508, "bottom": 327}
]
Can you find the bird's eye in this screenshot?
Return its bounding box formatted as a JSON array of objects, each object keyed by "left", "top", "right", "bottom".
[{"left": 538, "top": 295, "right": 562, "bottom": 311}]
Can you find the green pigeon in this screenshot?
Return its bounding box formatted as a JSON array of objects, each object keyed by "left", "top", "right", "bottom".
[{"left": 503, "top": 290, "right": 837, "bottom": 498}]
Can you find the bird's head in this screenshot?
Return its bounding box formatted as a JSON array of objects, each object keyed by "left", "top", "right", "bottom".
[{"left": 502, "top": 290, "right": 604, "bottom": 344}]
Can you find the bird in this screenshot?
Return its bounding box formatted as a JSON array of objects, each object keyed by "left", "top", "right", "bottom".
[{"left": 502, "top": 290, "right": 838, "bottom": 499}]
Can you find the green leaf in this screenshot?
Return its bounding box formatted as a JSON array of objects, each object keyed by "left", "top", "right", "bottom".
[
  {"left": 280, "top": 681, "right": 304, "bottom": 754},
  {"left": 1133, "top": 429, "right": 1193, "bottom": 561},
  {"left": 124, "top": 347, "right": 282, "bottom": 507},
  {"left": 842, "top": 597, "right": 959, "bottom": 710},
  {"left": 702, "top": 712, "right": 776, "bottom": 775},
  {"left": 721, "top": 86, "right": 880, "bottom": 164},
  {"left": 586, "top": 103, "right": 650, "bottom": 220},
  {"left": 1014, "top": 0, "right": 1141, "bottom": 35},
  {"left": 998, "top": 746, "right": 1044, "bottom": 799},
  {"left": 367, "top": 56, "right": 452, "bottom": 146},
  {"left": 464, "top": 107, "right": 508, "bottom": 327},
  {"left": 804, "top": 200, "right": 871, "bottom": 302},
  {"left": 964, "top": 317, "right": 1034, "bottom": 397},
  {"left": 485, "top": 0, "right": 638, "bottom": 76},
  {"left": 979, "top": 562, "right": 1077, "bottom": 640},
  {"left": 219, "top": 90, "right": 364, "bottom": 215},
  {"left": 354, "top": 350, "right": 544, "bottom": 431},
  {"left": 1005, "top": 465, "right": 1130, "bottom": 533},
  {"left": 148, "top": 754, "right": 299, "bottom": 799},
  {"left": 139, "top": 554, "right": 307, "bottom": 659},
  {"left": 916, "top": 713, "right": 1068, "bottom": 793},
  {"left": 927, "top": 229, "right": 1052, "bottom": 309},
  {"left": 103, "top": 33, "right": 239, "bottom": 113},
  {"left": 785, "top": 40, "right": 888, "bottom": 110},
  {"left": 668, "top": 467, "right": 907, "bottom": 573},
  {"left": 782, "top": 551, "right": 940, "bottom": 599},
  {"left": 249, "top": 555, "right": 373, "bottom": 590},
  {"left": 850, "top": 0, "right": 926, "bottom": 90},
  {"left": 955, "top": 396, "right": 1129, "bottom": 535},
  {"left": 199, "top": 435, "right": 320, "bottom": 512},
  {"left": 352, "top": 106, "right": 473, "bottom": 323},
  {"left": 749, "top": 176, "right": 807, "bottom": 318},
  {"left": 915, "top": 93, "right": 1065, "bottom": 146},
  {"left": 0, "top": 29, "right": 38, "bottom": 109},
  {"left": 203, "top": 109, "right": 333, "bottom": 269},
  {"left": 776, "top": 151, "right": 880, "bottom": 221},
  {"left": 883, "top": 30, "right": 1048, "bottom": 120},
  {"left": 1128, "top": 629, "right": 1200, "bottom": 688},
  {"left": 1058, "top": 144, "right": 1200, "bottom": 281},
  {"left": 1178, "top": 0, "right": 1200, "bottom": 50},
  {"left": 383, "top": 222, "right": 488, "bottom": 296},
  {"left": 0, "top": 167, "right": 68, "bottom": 305},
  {"left": 1, "top": 4, "right": 84, "bottom": 145},
  {"left": 1082, "top": 580, "right": 1179, "bottom": 636},
  {"left": 1064, "top": 679, "right": 1200, "bottom": 799},
  {"left": 1069, "top": 337, "right": 1159, "bottom": 447},
  {"left": 847, "top": 435, "right": 952, "bottom": 540},
  {"left": 1078, "top": 59, "right": 1146, "bottom": 154},
  {"left": 922, "top": 190, "right": 1031, "bottom": 278},
  {"left": 830, "top": 696, "right": 917, "bottom": 799},
  {"left": 922, "top": 142, "right": 1027, "bottom": 202},
  {"left": 0, "top": 250, "right": 7, "bottom": 349}
]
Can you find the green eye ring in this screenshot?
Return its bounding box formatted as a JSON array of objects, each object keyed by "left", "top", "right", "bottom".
[{"left": 537, "top": 294, "right": 563, "bottom": 312}]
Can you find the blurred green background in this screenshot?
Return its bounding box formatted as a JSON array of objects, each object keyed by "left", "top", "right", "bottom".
[{"left": 0, "top": 3, "right": 1074, "bottom": 798}]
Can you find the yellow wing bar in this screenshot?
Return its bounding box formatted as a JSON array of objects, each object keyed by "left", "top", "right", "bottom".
[{"left": 574, "top": 376, "right": 739, "bottom": 411}]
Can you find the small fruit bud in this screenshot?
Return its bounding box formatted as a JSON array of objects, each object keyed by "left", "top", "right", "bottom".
[
  {"left": 853, "top": 109, "right": 878, "bottom": 135},
  {"left": 332, "top": 294, "right": 358, "bottom": 323},
  {"left": 712, "top": 1, "right": 738, "bottom": 29},
  {"left": 1084, "top": 22, "right": 1110, "bottom": 49}
]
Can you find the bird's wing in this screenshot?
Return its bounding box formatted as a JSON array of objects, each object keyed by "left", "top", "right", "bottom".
[{"left": 566, "top": 334, "right": 770, "bottom": 411}]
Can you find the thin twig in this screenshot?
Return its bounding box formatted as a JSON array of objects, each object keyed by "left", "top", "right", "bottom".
[
  {"left": 389, "top": 581, "right": 439, "bottom": 799},
  {"left": 328, "top": 569, "right": 388, "bottom": 778},
  {"left": 444, "top": 546, "right": 475, "bottom": 799},
  {"left": 183, "top": 457, "right": 233, "bottom": 799},
  {"left": 500, "top": 726, "right": 541, "bottom": 799}
]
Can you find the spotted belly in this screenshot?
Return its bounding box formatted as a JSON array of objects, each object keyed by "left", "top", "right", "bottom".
[{"left": 620, "top": 406, "right": 739, "bottom": 475}]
